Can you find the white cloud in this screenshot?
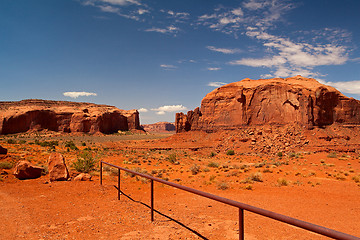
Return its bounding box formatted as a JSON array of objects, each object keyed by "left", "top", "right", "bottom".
[
  {"left": 321, "top": 80, "right": 360, "bottom": 95},
  {"left": 145, "top": 25, "right": 179, "bottom": 35},
  {"left": 99, "top": 0, "right": 141, "bottom": 6},
  {"left": 151, "top": 105, "right": 187, "bottom": 115},
  {"left": 207, "top": 67, "right": 221, "bottom": 71},
  {"left": 138, "top": 108, "right": 148, "bottom": 112},
  {"left": 160, "top": 64, "right": 177, "bottom": 70},
  {"left": 63, "top": 92, "right": 97, "bottom": 98},
  {"left": 207, "top": 46, "right": 242, "bottom": 54},
  {"left": 208, "top": 82, "right": 227, "bottom": 87},
  {"left": 137, "top": 8, "right": 148, "bottom": 15},
  {"left": 98, "top": 5, "right": 119, "bottom": 13},
  {"left": 229, "top": 30, "right": 349, "bottom": 78}
]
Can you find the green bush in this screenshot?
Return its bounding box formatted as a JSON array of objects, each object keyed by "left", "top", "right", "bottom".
[
  {"left": 209, "top": 152, "right": 216, "bottom": 157},
  {"left": 190, "top": 164, "right": 201, "bottom": 175},
  {"left": 0, "top": 162, "right": 13, "bottom": 169},
  {"left": 65, "top": 141, "right": 78, "bottom": 151},
  {"left": 208, "top": 161, "right": 219, "bottom": 168},
  {"left": 166, "top": 153, "right": 178, "bottom": 164},
  {"left": 72, "top": 151, "right": 96, "bottom": 173},
  {"left": 226, "top": 150, "right": 235, "bottom": 156}
]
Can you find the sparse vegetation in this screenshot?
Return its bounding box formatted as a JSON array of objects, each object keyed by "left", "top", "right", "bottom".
[
  {"left": 190, "top": 164, "right": 201, "bottom": 175},
  {"left": 208, "top": 161, "right": 219, "bottom": 168},
  {"left": 226, "top": 150, "right": 235, "bottom": 156},
  {"left": 327, "top": 152, "right": 337, "bottom": 158},
  {"left": 217, "top": 182, "right": 229, "bottom": 190},
  {"left": 277, "top": 178, "right": 289, "bottom": 186},
  {"left": 0, "top": 161, "right": 13, "bottom": 169},
  {"left": 72, "top": 151, "right": 96, "bottom": 173}
]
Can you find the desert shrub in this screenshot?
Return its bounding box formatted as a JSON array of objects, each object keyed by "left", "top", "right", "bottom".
[
  {"left": 352, "top": 175, "right": 360, "bottom": 183},
  {"left": 244, "top": 184, "right": 253, "bottom": 190},
  {"left": 166, "top": 153, "right": 178, "bottom": 164},
  {"left": 208, "top": 161, "right": 219, "bottom": 168},
  {"left": 209, "top": 152, "right": 216, "bottom": 157},
  {"left": 35, "top": 140, "right": 58, "bottom": 148},
  {"left": 249, "top": 172, "right": 263, "bottom": 182},
  {"left": 7, "top": 139, "right": 16, "bottom": 144},
  {"left": 72, "top": 151, "right": 96, "bottom": 173},
  {"left": 65, "top": 141, "right": 78, "bottom": 151},
  {"left": 203, "top": 167, "right": 210, "bottom": 172},
  {"left": 217, "top": 182, "right": 229, "bottom": 190},
  {"left": 277, "top": 178, "right": 289, "bottom": 186},
  {"left": 190, "top": 164, "right": 201, "bottom": 175},
  {"left": 226, "top": 150, "right": 235, "bottom": 156},
  {"left": 0, "top": 161, "right": 13, "bottom": 169},
  {"left": 81, "top": 142, "right": 86, "bottom": 146},
  {"left": 327, "top": 152, "right": 337, "bottom": 158},
  {"left": 18, "top": 140, "right": 26, "bottom": 144},
  {"left": 277, "top": 152, "right": 283, "bottom": 158}
]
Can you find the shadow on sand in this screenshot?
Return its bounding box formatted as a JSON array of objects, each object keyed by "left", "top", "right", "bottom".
[{"left": 114, "top": 185, "right": 209, "bottom": 240}]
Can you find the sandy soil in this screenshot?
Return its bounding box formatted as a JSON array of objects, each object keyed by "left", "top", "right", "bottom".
[{"left": 0, "top": 132, "right": 359, "bottom": 239}]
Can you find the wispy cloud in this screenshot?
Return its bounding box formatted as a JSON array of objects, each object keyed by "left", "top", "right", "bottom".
[
  {"left": 207, "top": 46, "right": 242, "bottom": 54},
  {"left": 98, "top": 5, "right": 119, "bottom": 13},
  {"left": 98, "top": 0, "right": 141, "bottom": 6},
  {"left": 208, "top": 82, "right": 227, "bottom": 87},
  {"left": 145, "top": 26, "right": 179, "bottom": 35},
  {"left": 138, "top": 108, "right": 148, "bottom": 112},
  {"left": 151, "top": 105, "right": 187, "bottom": 115},
  {"left": 160, "top": 64, "right": 177, "bottom": 70},
  {"left": 207, "top": 67, "right": 221, "bottom": 71},
  {"left": 319, "top": 80, "right": 360, "bottom": 95},
  {"left": 63, "top": 91, "right": 97, "bottom": 98},
  {"left": 229, "top": 29, "right": 349, "bottom": 78}
]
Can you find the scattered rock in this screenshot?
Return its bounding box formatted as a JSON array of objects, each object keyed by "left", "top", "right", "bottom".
[
  {"left": 13, "top": 160, "right": 44, "bottom": 180},
  {"left": 74, "top": 173, "right": 92, "bottom": 181},
  {"left": 48, "top": 153, "right": 69, "bottom": 181},
  {"left": 0, "top": 145, "right": 7, "bottom": 155}
]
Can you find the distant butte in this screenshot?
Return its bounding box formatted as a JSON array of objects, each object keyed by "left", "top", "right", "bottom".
[
  {"left": 141, "top": 122, "right": 175, "bottom": 133},
  {"left": 176, "top": 76, "right": 360, "bottom": 132},
  {"left": 0, "top": 99, "right": 142, "bottom": 135}
]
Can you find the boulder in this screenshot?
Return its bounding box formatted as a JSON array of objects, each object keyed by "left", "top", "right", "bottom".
[
  {"left": 13, "top": 160, "right": 44, "bottom": 180},
  {"left": 48, "top": 153, "right": 69, "bottom": 181},
  {"left": 74, "top": 173, "right": 92, "bottom": 181},
  {"left": 0, "top": 99, "right": 143, "bottom": 135},
  {"left": 0, "top": 145, "right": 7, "bottom": 154},
  {"left": 176, "top": 76, "right": 360, "bottom": 132}
]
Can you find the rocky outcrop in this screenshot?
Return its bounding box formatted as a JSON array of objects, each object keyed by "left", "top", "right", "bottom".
[
  {"left": 176, "top": 76, "right": 360, "bottom": 132},
  {"left": 74, "top": 173, "right": 92, "bottom": 181},
  {"left": 48, "top": 153, "right": 69, "bottom": 181},
  {"left": 142, "top": 122, "right": 175, "bottom": 133},
  {"left": 13, "top": 161, "right": 44, "bottom": 180},
  {"left": 0, "top": 145, "right": 7, "bottom": 155},
  {"left": 0, "top": 99, "right": 142, "bottom": 135}
]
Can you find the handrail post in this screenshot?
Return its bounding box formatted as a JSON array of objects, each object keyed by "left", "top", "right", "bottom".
[
  {"left": 151, "top": 179, "right": 154, "bottom": 221},
  {"left": 239, "top": 208, "right": 244, "bottom": 240},
  {"left": 118, "top": 169, "right": 121, "bottom": 200},
  {"left": 100, "top": 161, "right": 102, "bottom": 185}
]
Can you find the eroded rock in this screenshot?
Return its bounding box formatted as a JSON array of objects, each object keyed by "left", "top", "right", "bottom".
[
  {"left": 74, "top": 173, "right": 92, "bottom": 181},
  {"left": 0, "top": 99, "right": 142, "bottom": 135},
  {"left": 176, "top": 76, "right": 360, "bottom": 132},
  {"left": 48, "top": 153, "right": 69, "bottom": 181},
  {"left": 13, "top": 160, "right": 44, "bottom": 180},
  {"left": 0, "top": 145, "right": 7, "bottom": 154}
]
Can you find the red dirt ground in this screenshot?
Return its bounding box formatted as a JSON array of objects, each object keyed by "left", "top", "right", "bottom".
[{"left": 0, "top": 132, "right": 359, "bottom": 239}]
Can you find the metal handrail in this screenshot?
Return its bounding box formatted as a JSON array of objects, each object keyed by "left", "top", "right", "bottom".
[{"left": 100, "top": 160, "right": 359, "bottom": 240}]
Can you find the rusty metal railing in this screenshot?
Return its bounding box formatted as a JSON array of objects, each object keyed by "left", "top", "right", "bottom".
[{"left": 100, "top": 160, "right": 359, "bottom": 240}]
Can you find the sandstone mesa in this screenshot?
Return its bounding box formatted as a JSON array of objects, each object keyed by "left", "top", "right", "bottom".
[
  {"left": 176, "top": 76, "right": 360, "bottom": 132},
  {"left": 0, "top": 99, "right": 142, "bottom": 135}
]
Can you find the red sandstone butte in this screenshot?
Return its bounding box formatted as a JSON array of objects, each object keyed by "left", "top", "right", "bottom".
[
  {"left": 142, "top": 122, "right": 175, "bottom": 133},
  {"left": 176, "top": 76, "right": 360, "bottom": 132},
  {"left": 0, "top": 99, "right": 142, "bottom": 135}
]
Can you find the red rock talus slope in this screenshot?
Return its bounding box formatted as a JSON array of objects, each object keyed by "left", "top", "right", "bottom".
[
  {"left": 142, "top": 122, "right": 175, "bottom": 133},
  {"left": 0, "top": 99, "right": 141, "bottom": 134},
  {"left": 176, "top": 76, "right": 360, "bottom": 132}
]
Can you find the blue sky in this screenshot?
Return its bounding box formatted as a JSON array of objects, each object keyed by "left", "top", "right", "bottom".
[{"left": 1, "top": 0, "right": 360, "bottom": 124}]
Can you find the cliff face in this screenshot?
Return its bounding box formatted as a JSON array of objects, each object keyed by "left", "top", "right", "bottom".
[
  {"left": 176, "top": 76, "right": 360, "bottom": 132},
  {"left": 0, "top": 99, "right": 141, "bottom": 134},
  {"left": 142, "top": 122, "right": 175, "bottom": 133}
]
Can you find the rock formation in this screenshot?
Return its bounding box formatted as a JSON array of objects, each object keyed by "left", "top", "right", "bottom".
[
  {"left": 74, "top": 173, "right": 92, "bottom": 181},
  {"left": 13, "top": 160, "right": 44, "bottom": 180},
  {"left": 142, "top": 122, "right": 175, "bottom": 133},
  {"left": 0, "top": 99, "right": 142, "bottom": 135},
  {"left": 0, "top": 145, "right": 7, "bottom": 155},
  {"left": 176, "top": 76, "right": 360, "bottom": 132},
  {"left": 48, "top": 153, "right": 69, "bottom": 181}
]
